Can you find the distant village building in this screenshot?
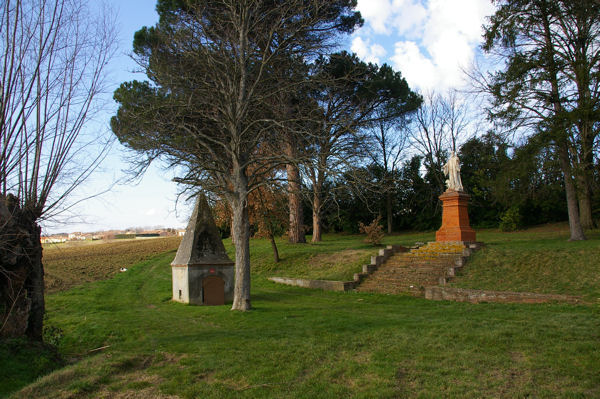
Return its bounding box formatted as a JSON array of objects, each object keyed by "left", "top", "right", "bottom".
[
  {"left": 41, "top": 235, "right": 68, "bottom": 244},
  {"left": 67, "top": 232, "right": 86, "bottom": 241}
]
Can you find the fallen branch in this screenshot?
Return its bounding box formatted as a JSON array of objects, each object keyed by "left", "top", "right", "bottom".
[{"left": 88, "top": 345, "right": 111, "bottom": 353}]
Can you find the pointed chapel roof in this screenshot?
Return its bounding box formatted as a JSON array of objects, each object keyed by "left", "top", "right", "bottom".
[{"left": 171, "top": 194, "right": 233, "bottom": 266}]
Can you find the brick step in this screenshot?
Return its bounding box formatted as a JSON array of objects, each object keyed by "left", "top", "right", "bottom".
[
  {"left": 373, "top": 267, "right": 450, "bottom": 278},
  {"left": 379, "top": 264, "right": 452, "bottom": 271},
  {"left": 358, "top": 286, "right": 437, "bottom": 294},
  {"left": 372, "top": 273, "right": 446, "bottom": 282},
  {"left": 361, "top": 279, "right": 441, "bottom": 288},
  {"left": 360, "top": 278, "right": 441, "bottom": 287},
  {"left": 383, "top": 264, "right": 454, "bottom": 271},
  {"left": 357, "top": 286, "right": 424, "bottom": 296},
  {"left": 355, "top": 241, "right": 474, "bottom": 296},
  {"left": 388, "top": 256, "right": 460, "bottom": 262},
  {"left": 387, "top": 257, "right": 457, "bottom": 263},
  {"left": 401, "top": 253, "right": 461, "bottom": 257}
]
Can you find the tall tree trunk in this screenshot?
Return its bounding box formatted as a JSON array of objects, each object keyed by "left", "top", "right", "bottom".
[
  {"left": 558, "top": 144, "right": 587, "bottom": 241},
  {"left": 230, "top": 170, "right": 251, "bottom": 311},
  {"left": 577, "top": 134, "right": 595, "bottom": 229},
  {"left": 578, "top": 178, "right": 594, "bottom": 229},
  {"left": 312, "top": 192, "right": 322, "bottom": 243},
  {"left": 0, "top": 197, "right": 33, "bottom": 339},
  {"left": 539, "top": 0, "right": 586, "bottom": 241},
  {"left": 25, "top": 221, "right": 44, "bottom": 341},
  {"left": 286, "top": 162, "right": 306, "bottom": 244},
  {"left": 386, "top": 191, "right": 393, "bottom": 234}
]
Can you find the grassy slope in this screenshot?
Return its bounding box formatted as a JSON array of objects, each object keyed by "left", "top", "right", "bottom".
[
  {"left": 4, "top": 226, "right": 599, "bottom": 398},
  {"left": 251, "top": 226, "right": 600, "bottom": 301},
  {"left": 450, "top": 226, "right": 600, "bottom": 301}
]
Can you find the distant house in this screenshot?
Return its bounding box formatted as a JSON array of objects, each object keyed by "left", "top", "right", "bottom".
[
  {"left": 68, "top": 232, "right": 86, "bottom": 241},
  {"left": 41, "top": 235, "right": 67, "bottom": 244},
  {"left": 177, "top": 229, "right": 186, "bottom": 237}
]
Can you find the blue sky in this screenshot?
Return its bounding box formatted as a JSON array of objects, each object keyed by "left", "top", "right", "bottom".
[{"left": 43, "top": 0, "right": 496, "bottom": 234}]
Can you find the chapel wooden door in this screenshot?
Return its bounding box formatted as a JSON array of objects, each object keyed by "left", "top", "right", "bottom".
[{"left": 202, "top": 275, "right": 225, "bottom": 305}]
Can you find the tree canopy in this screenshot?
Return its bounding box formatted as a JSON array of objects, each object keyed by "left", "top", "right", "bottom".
[{"left": 112, "top": 0, "right": 363, "bottom": 310}]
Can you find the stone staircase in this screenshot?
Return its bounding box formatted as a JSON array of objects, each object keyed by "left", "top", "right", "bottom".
[{"left": 356, "top": 242, "right": 478, "bottom": 296}]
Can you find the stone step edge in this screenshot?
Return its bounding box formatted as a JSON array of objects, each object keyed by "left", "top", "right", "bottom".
[
  {"left": 353, "top": 245, "right": 409, "bottom": 284},
  {"left": 268, "top": 277, "right": 356, "bottom": 292},
  {"left": 424, "top": 286, "right": 584, "bottom": 304}
]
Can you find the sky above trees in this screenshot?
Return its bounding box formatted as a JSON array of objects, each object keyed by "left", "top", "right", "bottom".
[
  {"left": 352, "top": 0, "right": 495, "bottom": 90},
  {"left": 44, "top": 0, "right": 497, "bottom": 234}
]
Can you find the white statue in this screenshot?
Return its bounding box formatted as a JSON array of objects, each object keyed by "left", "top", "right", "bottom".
[{"left": 443, "top": 151, "right": 463, "bottom": 192}]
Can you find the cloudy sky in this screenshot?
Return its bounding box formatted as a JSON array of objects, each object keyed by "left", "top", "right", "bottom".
[
  {"left": 44, "top": 0, "right": 497, "bottom": 234},
  {"left": 352, "top": 0, "right": 495, "bottom": 91}
]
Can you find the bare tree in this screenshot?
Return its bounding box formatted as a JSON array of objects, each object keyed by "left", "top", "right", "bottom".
[
  {"left": 411, "top": 90, "right": 475, "bottom": 193},
  {"left": 0, "top": 0, "right": 115, "bottom": 340},
  {"left": 367, "top": 117, "right": 410, "bottom": 233}
]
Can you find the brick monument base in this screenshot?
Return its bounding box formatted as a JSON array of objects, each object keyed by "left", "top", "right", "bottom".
[{"left": 436, "top": 190, "right": 476, "bottom": 242}]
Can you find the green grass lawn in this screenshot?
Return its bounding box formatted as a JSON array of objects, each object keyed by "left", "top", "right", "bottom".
[
  {"left": 3, "top": 226, "right": 600, "bottom": 398},
  {"left": 450, "top": 226, "right": 600, "bottom": 301}
]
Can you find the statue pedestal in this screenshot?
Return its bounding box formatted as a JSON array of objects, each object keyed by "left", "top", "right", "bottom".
[{"left": 436, "top": 190, "right": 476, "bottom": 242}]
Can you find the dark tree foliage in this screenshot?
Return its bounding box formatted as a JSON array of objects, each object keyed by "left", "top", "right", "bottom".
[
  {"left": 303, "top": 51, "right": 420, "bottom": 241},
  {"left": 459, "top": 133, "right": 511, "bottom": 227},
  {"left": 317, "top": 132, "right": 572, "bottom": 233},
  {"left": 482, "top": 0, "right": 600, "bottom": 239}
]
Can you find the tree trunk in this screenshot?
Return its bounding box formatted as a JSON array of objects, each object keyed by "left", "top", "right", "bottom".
[
  {"left": 539, "top": 2, "right": 586, "bottom": 241},
  {"left": 230, "top": 171, "right": 251, "bottom": 311},
  {"left": 0, "top": 198, "right": 44, "bottom": 340},
  {"left": 312, "top": 192, "right": 322, "bottom": 243},
  {"left": 577, "top": 133, "right": 595, "bottom": 229},
  {"left": 25, "top": 222, "right": 44, "bottom": 341},
  {"left": 269, "top": 234, "right": 280, "bottom": 263},
  {"left": 386, "top": 191, "right": 393, "bottom": 234},
  {"left": 558, "top": 144, "right": 586, "bottom": 241},
  {"left": 578, "top": 180, "right": 594, "bottom": 229},
  {"left": 286, "top": 162, "right": 306, "bottom": 244}
]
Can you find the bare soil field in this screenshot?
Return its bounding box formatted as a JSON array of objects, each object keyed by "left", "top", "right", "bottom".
[{"left": 43, "top": 237, "right": 182, "bottom": 293}]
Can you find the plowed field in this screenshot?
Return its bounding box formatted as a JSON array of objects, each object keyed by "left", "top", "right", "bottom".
[{"left": 43, "top": 237, "right": 181, "bottom": 293}]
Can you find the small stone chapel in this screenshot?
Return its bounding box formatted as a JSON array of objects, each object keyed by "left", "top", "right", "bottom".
[{"left": 171, "top": 194, "right": 234, "bottom": 305}]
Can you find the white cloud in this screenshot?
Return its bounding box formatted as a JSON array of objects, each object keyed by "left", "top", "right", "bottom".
[
  {"left": 351, "top": 37, "right": 387, "bottom": 65},
  {"left": 392, "top": 0, "right": 427, "bottom": 38},
  {"left": 353, "top": 0, "right": 496, "bottom": 91},
  {"left": 145, "top": 208, "right": 157, "bottom": 216},
  {"left": 356, "top": 0, "right": 394, "bottom": 34},
  {"left": 391, "top": 41, "right": 437, "bottom": 89},
  {"left": 391, "top": 0, "right": 495, "bottom": 91}
]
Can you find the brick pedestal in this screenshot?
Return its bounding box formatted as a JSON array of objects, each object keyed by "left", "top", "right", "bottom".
[{"left": 436, "top": 190, "right": 476, "bottom": 242}]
